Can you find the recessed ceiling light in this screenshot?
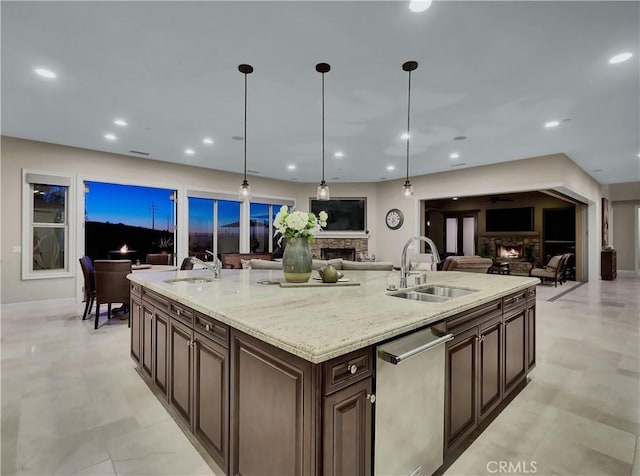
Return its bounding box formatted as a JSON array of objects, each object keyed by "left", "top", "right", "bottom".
[
  {"left": 287, "top": 164, "right": 296, "bottom": 170},
  {"left": 609, "top": 52, "right": 633, "bottom": 64},
  {"left": 449, "top": 152, "right": 460, "bottom": 159},
  {"left": 544, "top": 120, "right": 560, "bottom": 128},
  {"left": 114, "top": 119, "right": 127, "bottom": 126},
  {"left": 202, "top": 138, "right": 214, "bottom": 145},
  {"left": 400, "top": 132, "right": 410, "bottom": 140},
  {"left": 334, "top": 151, "right": 344, "bottom": 158},
  {"left": 453, "top": 136, "right": 467, "bottom": 141},
  {"left": 386, "top": 165, "right": 396, "bottom": 171},
  {"left": 232, "top": 136, "right": 244, "bottom": 141},
  {"left": 104, "top": 133, "right": 116, "bottom": 140},
  {"left": 637, "top": 153, "right": 640, "bottom": 158},
  {"left": 185, "top": 148, "right": 195, "bottom": 155},
  {"left": 331, "top": 177, "right": 340, "bottom": 180},
  {"left": 593, "top": 169, "right": 602, "bottom": 172},
  {"left": 409, "top": 0, "right": 432, "bottom": 12},
  {"left": 35, "top": 68, "right": 56, "bottom": 79},
  {"left": 452, "top": 197, "right": 459, "bottom": 201}
]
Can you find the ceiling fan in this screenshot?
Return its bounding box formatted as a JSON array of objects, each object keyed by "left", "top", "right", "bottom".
[{"left": 489, "top": 195, "right": 514, "bottom": 204}]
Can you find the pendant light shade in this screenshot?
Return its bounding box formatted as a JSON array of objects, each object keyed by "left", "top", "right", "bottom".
[
  {"left": 316, "top": 62, "right": 331, "bottom": 200},
  {"left": 402, "top": 60, "right": 418, "bottom": 199},
  {"left": 238, "top": 64, "right": 253, "bottom": 200}
]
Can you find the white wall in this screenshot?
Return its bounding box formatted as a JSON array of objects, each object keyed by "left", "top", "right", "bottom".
[
  {"left": 609, "top": 182, "right": 640, "bottom": 273},
  {"left": 1, "top": 137, "right": 300, "bottom": 303},
  {"left": 374, "top": 154, "right": 604, "bottom": 281},
  {"left": 1, "top": 137, "right": 613, "bottom": 304}
]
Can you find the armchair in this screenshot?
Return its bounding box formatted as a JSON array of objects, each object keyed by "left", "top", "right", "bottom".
[{"left": 529, "top": 254, "right": 569, "bottom": 287}]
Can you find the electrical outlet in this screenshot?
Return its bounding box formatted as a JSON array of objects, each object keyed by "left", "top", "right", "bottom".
[{"left": 11, "top": 246, "right": 21, "bottom": 253}]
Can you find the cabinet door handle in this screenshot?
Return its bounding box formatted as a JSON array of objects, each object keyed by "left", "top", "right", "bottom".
[
  {"left": 347, "top": 364, "right": 358, "bottom": 374},
  {"left": 205, "top": 324, "right": 211, "bottom": 331},
  {"left": 367, "top": 393, "right": 376, "bottom": 403},
  {"left": 187, "top": 340, "right": 192, "bottom": 347}
]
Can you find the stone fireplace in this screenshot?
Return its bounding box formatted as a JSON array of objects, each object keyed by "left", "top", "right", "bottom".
[
  {"left": 480, "top": 234, "right": 540, "bottom": 276},
  {"left": 310, "top": 238, "right": 368, "bottom": 261}
]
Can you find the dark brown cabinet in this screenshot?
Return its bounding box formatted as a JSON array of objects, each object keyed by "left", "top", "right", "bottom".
[
  {"left": 445, "top": 327, "right": 478, "bottom": 452},
  {"left": 526, "top": 306, "right": 536, "bottom": 371},
  {"left": 141, "top": 303, "right": 153, "bottom": 380},
  {"left": 193, "top": 331, "right": 228, "bottom": 472},
  {"left": 230, "top": 330, "right": 314, "bottom": 476},
  {"left": 131, "top": 283, "right": 535, "bottom": 476},
  {"left": 445, "top": 288, "right": 535, "bottom": 458},
  {"left": 323, "top": 377, "right": 372, "bottom": 476},
  {"left": 503, "top": 309, "right": 527, "bottom": 398},
  {"left": 601, "top": 250, "right": 617, "bottom": 280},
  {"left": 130, "top": 296, "right": 142, "bottom": 364},
  {"left": 153, "top": 309, "right": 169, "bottom": 395},
  {"left": 168, "top": 318, "right": 192, "bottom": 426},
  {"left": 478, "top": 316, "right": 503, "bottom": 421}
]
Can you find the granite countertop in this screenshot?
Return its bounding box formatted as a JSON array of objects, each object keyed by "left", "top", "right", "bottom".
[{"left": 128, "top": 269, "right": 539, "bottom": 364}]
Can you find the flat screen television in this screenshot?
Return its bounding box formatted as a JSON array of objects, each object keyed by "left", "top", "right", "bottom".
[
  {"left": 485, "top": 207, "right": 534, "bottom": 232},
  {"left": 310, "top": 198, "right": 366, "bottom": 231}
]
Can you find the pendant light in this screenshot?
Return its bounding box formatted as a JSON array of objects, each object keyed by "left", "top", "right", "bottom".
[
  {"left": 316, "top": 62, "right": 331, "bottom": 200},
  {"left": 402, "top": 61, "right": 418, "bottom": 199},
  {"left": 238, "top": 64, "right": 253, "bottom": 200}
]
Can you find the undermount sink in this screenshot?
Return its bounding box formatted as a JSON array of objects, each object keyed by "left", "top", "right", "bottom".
[
  {"left": 389, "top": 285, "right": 475, "bottom": 303},
  {"left": 413, "top": 285, "right": 475, "bottom": 299},
  {"left": 164, "top": 277, "right": 215, "bottom": 284}
]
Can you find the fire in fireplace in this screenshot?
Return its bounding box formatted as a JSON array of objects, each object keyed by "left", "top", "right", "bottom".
[
  {"left": 321, "top": 248, "right": 356, "bottom": 261},
  {"left": 496, "top": 244, "right": 524, "bottom": 259}
]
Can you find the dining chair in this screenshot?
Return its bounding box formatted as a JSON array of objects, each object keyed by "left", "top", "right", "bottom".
[
  {"left": 93, "top": 260, "right": 132, "bottom": 329},
  {"left": 78, "top": 256, "right": 96, "bottom": 320},
  {"left": 146, "top": 253, "right": 172, "bottom": 265}
]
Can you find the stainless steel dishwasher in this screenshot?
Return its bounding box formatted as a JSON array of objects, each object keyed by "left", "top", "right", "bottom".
[{"left": 375, "top": 327, "right": 453, "bottom": 476}]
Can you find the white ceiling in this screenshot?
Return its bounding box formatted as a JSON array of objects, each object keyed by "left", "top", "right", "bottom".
[{"left": 2, "top": 1, "right": 639, "bottom": 185}]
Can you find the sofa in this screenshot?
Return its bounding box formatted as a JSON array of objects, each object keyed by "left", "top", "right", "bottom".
[
  {"left": 247, "top": 258, "right": 394, "bottom": 271},
  {"left": 442, "top": 255, "right": 493, "bottom": 273},
  {"left": 221, "top": 252, "right": 273, "bottom": 269}
]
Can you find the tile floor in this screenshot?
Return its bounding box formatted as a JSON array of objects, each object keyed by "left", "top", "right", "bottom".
[{"left": 1, "top": 275, "right": 638, "bottom": 475}]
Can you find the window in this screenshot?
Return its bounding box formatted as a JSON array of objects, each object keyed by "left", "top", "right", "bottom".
[
  {"left": 250, "top": 202, "right": 283, "bottom": 253},
  {"left": 23, "top": 172, "right": 73, "bottom": 279},
  {"left": 187, "top": 191, "right": 292, "bottom": 256},
  {"left": 188, "top": 196, "right": 240, "bottom": 258}
]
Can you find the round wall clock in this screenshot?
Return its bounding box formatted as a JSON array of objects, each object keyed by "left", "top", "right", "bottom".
[{"left": 385, "top": 209, "right": 404, "bottom": 230}]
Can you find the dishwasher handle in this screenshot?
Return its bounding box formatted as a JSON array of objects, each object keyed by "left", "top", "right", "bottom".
[{"left": 379, "top": 333, "right": 454, "bottom": 365}]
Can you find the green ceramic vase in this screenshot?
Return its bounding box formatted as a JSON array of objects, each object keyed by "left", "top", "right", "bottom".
[{"left": 282, "top": 236, "right": 312, "bottom": 283}]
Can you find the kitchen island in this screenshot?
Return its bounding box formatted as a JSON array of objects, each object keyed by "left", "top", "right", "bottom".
[{"left": 128, "top": 269, "right": 538, "bottom": 475}]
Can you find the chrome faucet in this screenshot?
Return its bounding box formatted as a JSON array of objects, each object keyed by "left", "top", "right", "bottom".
[
  {"left": 400, "top": 236, "right": 441, "bottom": 288},
  {"left": 190, "top": 250, "right": 222, "bottom": 279}
]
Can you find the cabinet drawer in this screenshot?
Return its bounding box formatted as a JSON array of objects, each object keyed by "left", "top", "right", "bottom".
[
  {"left": 503, "top": 290, "right": 527, "bottom": 313},
  {"left": 131, "top": 282, "right": 142, "bottom": 297},
  {"left": 526, "top": 287, "right": 536, "bottom": 303},
  {"left": 169, "top": 301, "right": 194, "bottom": 326},
  {"left": 143, "top": 289, "right": 169, "bottom": 312},
  {"left": 323, "top": 347, "right": 372, "bottom": 395},
  {"left": 194, "top": 312, "right": 229, "bottom": 348},
  {"left": 446, "top": 299, "right": 502, "bottom": 334}
]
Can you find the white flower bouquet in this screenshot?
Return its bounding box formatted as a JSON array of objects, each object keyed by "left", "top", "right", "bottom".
[{"left": 274, "top": 205, "right": 327, "bottom": 243}]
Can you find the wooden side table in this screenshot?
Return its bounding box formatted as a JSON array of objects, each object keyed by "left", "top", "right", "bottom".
[{"left": 601, "top": 250, "right": 617, "bottom": 280}]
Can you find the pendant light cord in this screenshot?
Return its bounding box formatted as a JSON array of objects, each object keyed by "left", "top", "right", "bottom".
[
  {"left": 405, "top": 69, "right": 412, "bottom": 182},
  {"left": 243, "top": 72, "right": 248, "bottom": 182},
  {"left": 321, "top": 71, "right": 325, "bottom": 183}
]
